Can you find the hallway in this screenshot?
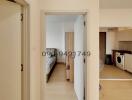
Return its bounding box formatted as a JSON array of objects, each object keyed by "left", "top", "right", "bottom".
[{"left": 45, "top": 64, "right": 77, "bottom": 100}]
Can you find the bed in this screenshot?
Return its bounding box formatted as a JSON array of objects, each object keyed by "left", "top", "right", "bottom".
[{"left": 46, "top": 48, "right": 57, "bottom": 82}]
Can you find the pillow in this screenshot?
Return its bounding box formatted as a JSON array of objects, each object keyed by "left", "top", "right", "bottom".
[{"left": 46, "top": 48, "right": 56, "bottom": 57}]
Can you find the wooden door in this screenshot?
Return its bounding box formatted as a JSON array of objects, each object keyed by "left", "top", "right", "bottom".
[
  {"left": 65, "top": 32, "right": 74, "bottom": 82},
  {"left": 0, "top": 1, "right": 21, "bottom": 100},
  {"left": 99, "top": 32, "right": 106, "bottom": 63}
]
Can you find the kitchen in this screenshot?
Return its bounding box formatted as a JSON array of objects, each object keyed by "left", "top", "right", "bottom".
[{"left": 100, "top": 27, "right": 132, "bottom": 79}]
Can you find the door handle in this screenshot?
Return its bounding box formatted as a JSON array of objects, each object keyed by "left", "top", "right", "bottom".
[
  {"left": 83, "top": 58, "right": 86, "bottom": 64},
  {"left": 21, "top": 64, "right": 24, "bottom": 71},
  {"left": 42, "top": 51, "right": 46, "bottom": 56}
]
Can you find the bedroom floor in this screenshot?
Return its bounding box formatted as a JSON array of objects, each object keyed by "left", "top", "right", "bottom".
[
  {"left": 45, "top": 63, "right": 77, "bottom": 100},
  {"left": 100, "top": 80, "right": 132, "bottom": 100},
  {"left": 100, "top": 65, "right": 132, "bottom": 79}
]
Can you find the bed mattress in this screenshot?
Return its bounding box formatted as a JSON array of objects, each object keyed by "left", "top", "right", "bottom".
[{"left": 46, "top": 57, "right": 56, "bottom": 74}]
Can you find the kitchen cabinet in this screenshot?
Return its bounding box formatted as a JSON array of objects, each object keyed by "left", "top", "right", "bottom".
[{"left": 125, "top": 54, "right": 132, "bottom": 73}]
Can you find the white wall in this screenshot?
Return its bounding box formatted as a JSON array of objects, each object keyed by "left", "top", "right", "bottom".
[
  {"left": 24, "top": 2, "right": 132, "bottom": 100},
  {"left": 40, "top": 1, "right": 99, "bottom": 100},
  {"left": 63, "top": 22, "right": 74, "bottom": 32},
  {"left": 46, "top": 22, "right": 65, "bottom": 62},
  {"left": 46, "top": 20, "right": 74, "bottom": 63},
  {"left": 20, "top": 2, "right": 132, "bottom": 100},
  {"left": 74, "top": 15, "right": 84, "bottom": 100},
  {"left": 25, "top": 2, "right": 132, "bottom": 100},
  {"left": 100, "top": 9, "right": 132, "bottom": 27},
  {"left": 106, "top": 31, "right": 116, "bottom": 54},
  {"left": 1, "top": 0, "right": 99, "bottom": 100},
  {"left": 25, "top": 0, "right": 41, "bottom": 100}
]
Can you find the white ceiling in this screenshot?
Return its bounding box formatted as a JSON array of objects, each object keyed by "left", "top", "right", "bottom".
[
  {"left": 46, "top": 15, "right": 78, "bottom": 23},
  {"left": 100, "top": 0, "right": 132, "bottom": 9}
]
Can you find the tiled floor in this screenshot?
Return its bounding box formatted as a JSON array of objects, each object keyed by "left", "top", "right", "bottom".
[
  {"left": 45, "top": 64, "right": 77, "bottom": 100},
  {"left": 100, "top": 65, "right": 132, "bottom": 79},
  {"left": 100, "top": 80, "right": 132, "bottom": 100}
]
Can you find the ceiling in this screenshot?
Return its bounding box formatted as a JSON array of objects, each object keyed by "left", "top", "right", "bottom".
[
  {"left": 100, "top": 0, "right": 132, "bottom": 9},
  {"left": 46, "top": 15, "right": 78, "bottom": 23}
]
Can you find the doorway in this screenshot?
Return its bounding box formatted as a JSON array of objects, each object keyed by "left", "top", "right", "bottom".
[
  {"left": 99, "top": 27, "right": 132, "bottom": 100},
  {"left": 99, "top": 32, "right": 106, "bottom": 64},
  {"left": 65, "top": 32, "right": 74, "bottom": 82},
  {"left": 41, "top": 12, "right": 88, "bottom": 100}
]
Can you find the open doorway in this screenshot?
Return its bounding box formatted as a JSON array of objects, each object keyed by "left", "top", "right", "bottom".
[
  {"left": 41, "top": 13, "right": 88, "bottom": 100},
  {"left": 99, "top": 27, "right": 132, "bottom": 79},
  {"left": 99, "top": 27, "right": 132, "bottom": 100}
]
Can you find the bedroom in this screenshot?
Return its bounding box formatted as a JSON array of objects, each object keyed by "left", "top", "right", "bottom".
[{"left": 43, "top": 14, "right": 87, "bottom": 100}]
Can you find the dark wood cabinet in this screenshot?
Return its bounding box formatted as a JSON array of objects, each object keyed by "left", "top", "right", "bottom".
[{"left": 112, "top": 50, "right": 117, "bottom": 66}]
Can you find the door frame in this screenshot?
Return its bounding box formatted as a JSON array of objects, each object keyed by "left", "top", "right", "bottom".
[
  {"left": 21, "top": 5, "right": 30, "bottom": 100},
  {"left": 40, "top": 10, "right": 88, "bottom": 100},
  {"left": 65, "top": 32, "right": 74, "bottom": 82},
  {"left": 14, "top": 0, "right": 30, "bottom": 100}
]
